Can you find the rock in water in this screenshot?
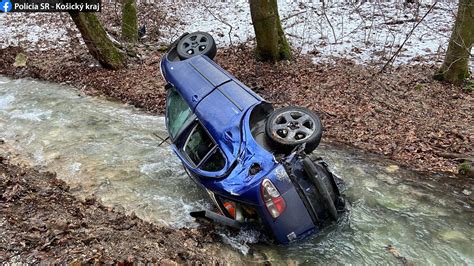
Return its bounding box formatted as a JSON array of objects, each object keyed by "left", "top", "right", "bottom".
[
  {"left": 385, "top": 165, "right": 399, "bottom": 173},
  {"left": 13, "top": 53, "right": 27, "bottom": 68}
]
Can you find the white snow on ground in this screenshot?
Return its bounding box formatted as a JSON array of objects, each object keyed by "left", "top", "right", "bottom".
[
  {"left": 0, "top": 13, "right": 74, "bottom": 51},
  {"left": 1, "top": 0, "right": 472, "bottom": 68},
  {"left": 160, "top": 0, "right": 463, "bottom": 67}
]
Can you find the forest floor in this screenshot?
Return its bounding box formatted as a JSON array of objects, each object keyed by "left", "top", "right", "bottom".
[{"left": 0, "top": 143, "right": 224, "bottom": 264}]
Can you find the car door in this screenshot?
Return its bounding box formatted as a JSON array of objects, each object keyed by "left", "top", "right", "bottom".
[
  {"left": 181, "top": 122, "right": 227, "bottom": 174},
  {"left": 166, "top": 86, "right": 228, "bottom": 178}
]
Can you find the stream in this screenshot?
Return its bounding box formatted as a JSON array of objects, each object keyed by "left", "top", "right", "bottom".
[{"left": 0, "top": 77, "right": 472, "bottom": 264}]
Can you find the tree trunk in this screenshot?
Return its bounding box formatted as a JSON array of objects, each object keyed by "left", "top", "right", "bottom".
[
  {"left": 250, "top": 0, "right": 291, "bottom": 62},
  {"left": 434, "top": 0, "right": 474, "bottom": 84},
  {"left": 121, "top": 0, "right": 138, "bottom": 43},
  {"left": 69, "top": 12, "right": 124, "bottom": 70}
]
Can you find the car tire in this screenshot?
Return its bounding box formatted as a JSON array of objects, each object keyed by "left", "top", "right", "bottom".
[
  {"left": 303, "top": 158, "right": 338, "bottom": 220},
  {"left": 265, "top": 106, "right": 322, "bottom": 154},
  {"left": 176, "top": 32, "right": 217, "bottom": 60}
]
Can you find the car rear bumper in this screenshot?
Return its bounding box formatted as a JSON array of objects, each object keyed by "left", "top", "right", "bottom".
[
  {"left": 201, "top": 160, "right": 343, "bottom": 244},
  {"left": 224, "top": 164, "right": 319, "bottom": 244},
  {"left": 261, "top": 184, "right": 317, "bottom": 243},
  {"left": 255, "top": 159, "right": 344, "bottom": 244}
]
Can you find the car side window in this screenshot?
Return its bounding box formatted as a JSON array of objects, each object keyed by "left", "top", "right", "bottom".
[
  {"left": 201, "top": 150, "right": 226, "bottom": 172},
  {"left": 184, "top": 124, "right": 214, "bottom": 165},
  {"left": 166, "top": 87, "right": 192, "bottom": 139},
  {"left": 183, "top": 123, "right": 225, "bottom": 172}
]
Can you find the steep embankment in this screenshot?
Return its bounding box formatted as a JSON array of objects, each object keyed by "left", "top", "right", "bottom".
[{"left": 0, "top": 143, "right": 222, "bottom": 264}]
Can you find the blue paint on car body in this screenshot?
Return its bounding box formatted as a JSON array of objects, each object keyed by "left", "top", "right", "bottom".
[{"left": 160, "top": 33, "right": 345, "bottom": 244}]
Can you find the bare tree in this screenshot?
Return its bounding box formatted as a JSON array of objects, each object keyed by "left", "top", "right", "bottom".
[
  {"left": 122, "top": 0, "right": 138, "bottom": 43},
  {"left": 69, "top": 12, "right": 124, "bottom": 69},
  {"left": 434, "top": 0, "right": 473, "bottom": 84},
  {"left": 250, "top": 0, "right": 291, "bottom": 62}
]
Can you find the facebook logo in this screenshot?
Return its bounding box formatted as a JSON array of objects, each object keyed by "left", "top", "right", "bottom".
[{"left": 0, "top": 0, "right": 12, "bottom": 12}]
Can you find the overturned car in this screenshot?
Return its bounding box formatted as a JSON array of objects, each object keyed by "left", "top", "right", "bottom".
[{"left": 160, "top": 32, "right": 346, "bottom": 244}]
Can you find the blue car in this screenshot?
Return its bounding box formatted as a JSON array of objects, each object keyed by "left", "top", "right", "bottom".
[{"left": 160, "top": 32, "right": 346, "bottom": 244}]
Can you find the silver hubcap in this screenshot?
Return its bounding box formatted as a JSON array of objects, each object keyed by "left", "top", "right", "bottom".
[{"left": 271, "top": 110, "right": 315, "bottom": 143}]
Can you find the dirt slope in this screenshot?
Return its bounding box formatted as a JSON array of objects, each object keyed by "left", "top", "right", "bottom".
[{"left": 0, "top": 147, "right": 222, "bottom": 264}]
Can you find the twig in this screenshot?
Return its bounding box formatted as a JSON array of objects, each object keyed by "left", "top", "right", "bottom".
[
  {"left": 281, "top": 10, "right": 307, "bottom": 22},
  {"left": 298, "top": 11, "right": 310, "bottom": 56},
  {"left": 364, "top": 4, "right": 376, "bottom": 46},
  {"left": 379, "top": 1, "right": 438, "bottom": 73},
  {"left": 384, "top": 18, "right": 418, "bottom": 25},
  {"left": 435, "top": 56, "right": 464, "bottom": 76},
  {"left": 203, "top": 4, "right": 233, "bottom": 46},
  {"left": 153, "top": 132, "right": 170, "bottom": 146},
  {"left": 321, "top": 8, "right": 338, "bottom": 44}
]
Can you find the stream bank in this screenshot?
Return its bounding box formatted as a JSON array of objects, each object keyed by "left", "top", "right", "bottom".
[{"left": 0, "top": 144, "right": 224, "bottom": 264}]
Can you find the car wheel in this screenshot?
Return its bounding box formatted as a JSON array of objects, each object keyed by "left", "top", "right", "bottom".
[
  {"left": 176, "top": 32, "right": 217, "bottom": 60},
  {"left": 303, "top": 158, "right": 338, "bottom": 220},
  {"left": 265, "top": 106, "right": 322, "bottom": 154}
]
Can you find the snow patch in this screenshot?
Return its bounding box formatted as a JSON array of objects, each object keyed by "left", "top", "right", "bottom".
[{"left": 2, "top": 0, "right": 471, "bottom": 68}]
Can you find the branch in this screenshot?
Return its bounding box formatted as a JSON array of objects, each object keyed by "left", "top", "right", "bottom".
[
  {"left": 384, "top": 18, "right": 418, "bottom": 25},
  {"left": 203, "top": 4, "right": 233, "bottom": 46},
  {"left": 379, "top": 1, "right": 438, "bottom": 73},
  {"left": 320, "top": 6, "right": 338, "bottom": 44},
  {"left": 281, "top": 10, "right": 307, "bottom": 22}
]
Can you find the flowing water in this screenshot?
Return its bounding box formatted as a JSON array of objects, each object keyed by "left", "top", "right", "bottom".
[{"left": 0, "top": 77, "right": 472, "bottom": 264}]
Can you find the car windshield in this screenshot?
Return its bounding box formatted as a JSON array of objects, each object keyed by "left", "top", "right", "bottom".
[
  {"left": 184, "top": 124, "right": 225, "bottom": 172},
  {"left": 166, "top": 87, "right": 192, "bottom": 139}
]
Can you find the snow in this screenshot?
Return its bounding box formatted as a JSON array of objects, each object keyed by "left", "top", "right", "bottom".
[
  {"left": 0, "top": 13, "right": 73, "bottom": 51},
  {"left": 1, "top": 0, "right": 472, "bottom": 68},
  {"left": 159, "top": 0, "right": 463, "bottom": 67}
]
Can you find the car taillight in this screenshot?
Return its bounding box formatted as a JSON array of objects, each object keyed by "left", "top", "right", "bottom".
[
  {"left": 261, "top": 179, "right": 286, "bottom": 219},
  {"left": 223, "top": 201, "right": 236, "bottom": 218}
]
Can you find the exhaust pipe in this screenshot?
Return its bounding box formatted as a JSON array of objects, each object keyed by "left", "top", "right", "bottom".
[{"left": 190, "top": 210, "right": 241, "bottom": 229}]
